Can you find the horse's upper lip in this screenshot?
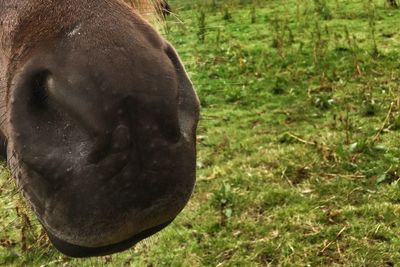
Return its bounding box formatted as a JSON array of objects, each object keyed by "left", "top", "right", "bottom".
[
  {"left": 19, "top": 135, "right": 135, "bottom": 185},
  {"left": 46, "top": 219, "right": 174, "bottom": 258}
]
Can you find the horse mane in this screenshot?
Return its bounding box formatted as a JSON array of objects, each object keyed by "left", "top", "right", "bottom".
[{"left": 124, "top": 0, "right": 161, "bottom": 18}]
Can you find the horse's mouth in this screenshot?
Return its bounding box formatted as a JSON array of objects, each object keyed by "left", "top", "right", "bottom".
[{"left": 46, "top": 220, "right": 173, "bottom": 258}]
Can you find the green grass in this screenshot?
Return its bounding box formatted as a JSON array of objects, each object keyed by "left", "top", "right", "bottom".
[{"left": 1, "top": 0, "right": 400, "bottom": 265}]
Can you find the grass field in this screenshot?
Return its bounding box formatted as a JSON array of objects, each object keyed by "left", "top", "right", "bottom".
[{"left": 1, "top": 0, "right": 400, "bottom": 266}]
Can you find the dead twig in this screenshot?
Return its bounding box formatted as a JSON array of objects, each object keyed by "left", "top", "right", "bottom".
[
  {"left": 319, "top": 226, "right": 347, "bottom": 254},
  {"left": 321, "top": 173, "right": 365, "bottom": 179},
  {"left": 370, "top": 102, "right": 394, "bottom": 144},
  {"left": 287, "top": 132, "right": 317, "bottom": 146}
]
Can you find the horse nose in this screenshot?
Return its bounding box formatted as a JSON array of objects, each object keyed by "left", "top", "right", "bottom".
[{"left": 41, "top": 71, "right": 134, "bottom": 164}]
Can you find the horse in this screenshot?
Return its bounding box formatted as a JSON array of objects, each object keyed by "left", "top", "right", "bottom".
[{"left": 0, "top": 0, "right": 199, "bottom": 257}]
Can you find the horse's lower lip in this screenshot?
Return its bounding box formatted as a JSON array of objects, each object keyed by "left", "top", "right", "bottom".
[{"left": 46, "top": 220, "right": 173, "bottom": 258}]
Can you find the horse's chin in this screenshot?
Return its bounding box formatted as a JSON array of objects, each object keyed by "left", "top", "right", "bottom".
[{"left": 46, "top": 220, "right": 173, "bottom": 258}]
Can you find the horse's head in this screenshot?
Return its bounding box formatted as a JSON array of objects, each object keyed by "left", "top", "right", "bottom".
[{"left": 0, "top": 0, "right": 199, "bottom": 257}]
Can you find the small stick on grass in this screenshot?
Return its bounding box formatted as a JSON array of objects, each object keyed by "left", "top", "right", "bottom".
[
  {"left": 370, "top": 102, "right": 394, "bottom": 144},
  {"left": 319, "top": 226, "right": 347, "bottom": 254},
  {"left": 287, "top": 132, "right": 316, "bottom": 145}
]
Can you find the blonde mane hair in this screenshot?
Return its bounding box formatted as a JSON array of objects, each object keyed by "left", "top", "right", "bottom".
[{"left": 124, "top": 0, "right": 162, "bottom": 18}]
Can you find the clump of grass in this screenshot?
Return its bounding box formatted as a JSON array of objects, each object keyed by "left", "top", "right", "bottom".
[
  {"left": 271, "top": 76, "right": 288, "bottom": 95},
  {"left": 362, "top": 100, "right": 379, "bottom": 117},
  {"left": 365, "top": 0, "right": 379, "bottom": 56},
  {"left": 386, "top": 0, "right": 399, "bottom": 9},
  {"left": 270, "top": 16, "right": 294, "bottom": 57},
  {"left": 250, "top": 6, "right": 256, "bottom": 23},
  {"left": 222, "top": 6, "right": 233, "bottom": 21},
  {"left": 197, "top": 10, "right": 207, "bottom": 42},
  {"left": 391, "top": 115, "right": 400, "bottom": 130},
  {"left": 313, "top": 0, "right": 333, "bottom": 20}
]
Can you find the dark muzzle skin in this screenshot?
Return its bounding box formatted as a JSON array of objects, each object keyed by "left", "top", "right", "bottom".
[{"left": 0, "top": 0, "right": 199, "bottom": 257}]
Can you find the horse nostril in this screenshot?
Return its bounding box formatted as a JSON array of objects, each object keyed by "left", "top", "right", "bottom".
[{"left": 30, "top": 70, "right": 51, "bottom": 109}]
